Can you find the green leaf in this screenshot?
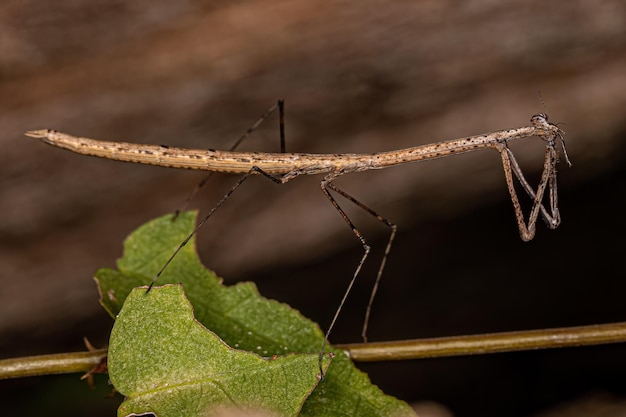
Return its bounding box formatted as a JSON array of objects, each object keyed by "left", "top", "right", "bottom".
[
  {"left": 109, "top": 285, "right": 328, "bottom": 416},
  {"left": 96, "top": 211, "right": 415, "bottom": 417}
]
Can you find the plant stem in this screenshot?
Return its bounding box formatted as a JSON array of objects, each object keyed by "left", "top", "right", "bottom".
[
  {"left": 335, "top": 322, "right": 626, "bottom": 361},
  {"left": 0, "top": 349, "right": 107, "bottom": 379},
  {"left": 3, "top": 321, "right": 626, "bottom": 379}
]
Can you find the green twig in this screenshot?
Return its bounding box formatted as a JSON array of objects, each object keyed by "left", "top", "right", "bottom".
[
  {"left": 336, "top": 322, "right": 626, "bottom": 361},
  {"left": 3, "top": 321, "right": 626, "bottom": 380},
  {"left": 0, "top": 349, "right": 107, "bottom": 379}
]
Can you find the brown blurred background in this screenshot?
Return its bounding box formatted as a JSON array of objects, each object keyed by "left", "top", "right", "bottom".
[{"left": 1, "top": 1, "right": 625, "bottom": 416}]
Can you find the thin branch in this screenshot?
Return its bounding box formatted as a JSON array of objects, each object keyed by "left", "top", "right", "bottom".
[
  {"left": 335, "top": 322, "right": 626, "bottom": 362},
  {"left": 0, "top": 349, "right": 107, "bottom": 379},
  {"left": 3, "top": 321, "right": 626, "bottom": 380}
]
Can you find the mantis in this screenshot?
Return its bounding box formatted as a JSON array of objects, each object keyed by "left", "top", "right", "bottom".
[{"left": 26, "top": 104, "right": 571, "bottom": 375}]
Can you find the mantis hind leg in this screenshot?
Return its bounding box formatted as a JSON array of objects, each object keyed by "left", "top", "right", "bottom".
[{"left": 317, "top": 174, "right": 396, "bottom": 377}]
